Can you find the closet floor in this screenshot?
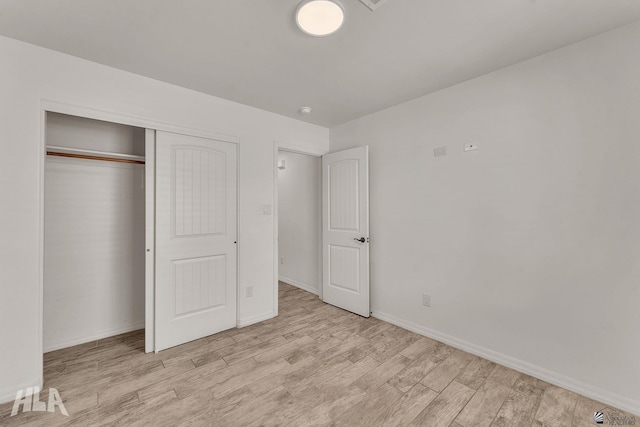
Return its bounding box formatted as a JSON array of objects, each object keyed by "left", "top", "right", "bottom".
[{"left": 0, "top": 282, "right": 634, "bottom": 426}]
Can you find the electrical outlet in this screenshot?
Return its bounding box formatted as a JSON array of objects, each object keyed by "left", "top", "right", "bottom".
[
  {"left": 434, "top": 146, "right": 447, "bottom": 157},
  {"left": 422, "top": 293, "right": 431, "bottom": 307},
  {"left": 262, "top": 204, "right": 272, "bottom": 215},
  {"left": 246, "top": 286, "right": 253, "bottom": 298}
]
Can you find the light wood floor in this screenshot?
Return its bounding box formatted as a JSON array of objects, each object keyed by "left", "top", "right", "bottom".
[{"left": 0, "top": 282, "right": 633, "bottom": 426}]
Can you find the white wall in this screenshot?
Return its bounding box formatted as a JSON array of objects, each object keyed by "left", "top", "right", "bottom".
[
  {"left": 44, "top": 113, "right": 145, "bottom": 352},
  {"left": 0, "top": 35, "right": 329, "bottom": 403},
  {"left": 330, "top": 21, "right": 640, "bottom": 414},
  {"left": 278, "top": 151, "right": 321, "bottom": 294}
]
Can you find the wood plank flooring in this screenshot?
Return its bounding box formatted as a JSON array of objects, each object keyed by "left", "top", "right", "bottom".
[{"left": 0, "top": 282, "right": 634, "bottom": 426}]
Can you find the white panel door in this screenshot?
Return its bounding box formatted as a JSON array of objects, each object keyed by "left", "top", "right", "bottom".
[
  {"left": 322, "top": 146, "right": 370, "bottom": 317},
  {"left": 155, "top": 131, "right": 237, "bottom": 351}
]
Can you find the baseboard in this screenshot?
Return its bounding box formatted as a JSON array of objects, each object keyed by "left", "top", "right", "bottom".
[
  {"left": 278, "top": 276, "right": 319, "bottom": 295},
  {"left": 0, "top": 377, "right": 43, "bottom": 405},
  {"left": 237, "top": 311, "right": 276, "bottom": 328},
  {"left": 43, "top": 321, "right": 145, "bottom": 353},
  {"left": 372, "top": 310, "right": 640, "bottom": 417}
]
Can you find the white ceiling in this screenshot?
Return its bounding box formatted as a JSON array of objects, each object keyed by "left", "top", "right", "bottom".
[{"left": 1, "top": 0, "right": 639, "bottom": 127}]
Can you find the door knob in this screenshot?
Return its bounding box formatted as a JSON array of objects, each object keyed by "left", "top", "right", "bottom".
[{"left": 354, "top": 237, "right": 366, "bottom": 243}]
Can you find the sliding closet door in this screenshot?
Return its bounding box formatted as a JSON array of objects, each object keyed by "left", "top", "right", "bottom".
[{"left": 155, "top": 131, "right": 237, "bottom": 351}]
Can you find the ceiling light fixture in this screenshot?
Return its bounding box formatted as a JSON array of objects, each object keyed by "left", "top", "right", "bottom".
[
  {"left": 299, "top": 106, "right": 312, "bottom": 114},
  {"left": 296, "top": 0, "right": 345, "bottom": 37}
]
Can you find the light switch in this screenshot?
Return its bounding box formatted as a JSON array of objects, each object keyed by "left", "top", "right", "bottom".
[{"left": 262, "top": 204, "right": 272, "bottom": 215}]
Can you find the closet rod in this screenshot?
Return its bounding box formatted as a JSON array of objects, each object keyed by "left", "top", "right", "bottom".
[
  {"left": 46, "top": 145, "right": 145, "bottom": 165},
  {"left": 47, "top": 151, "right": 145, "bottom": 165}
]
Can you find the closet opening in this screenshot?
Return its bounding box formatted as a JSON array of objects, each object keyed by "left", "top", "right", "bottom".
[{"left": 43, "top": 112, "right": 148, "bottom": 356}]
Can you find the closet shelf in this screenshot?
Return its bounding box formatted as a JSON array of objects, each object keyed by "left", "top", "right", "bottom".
[{"left": 46, "top": 145, "right": 145, "bottom": 165}]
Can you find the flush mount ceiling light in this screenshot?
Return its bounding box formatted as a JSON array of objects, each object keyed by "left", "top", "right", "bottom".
[{"left": 296, "top": 0, "right": 345, "bottom": 37}]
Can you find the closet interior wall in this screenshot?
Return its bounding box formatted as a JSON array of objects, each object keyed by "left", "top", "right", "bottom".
[{"left": 44, "top": 112, "right": 146, "bottom": 352}]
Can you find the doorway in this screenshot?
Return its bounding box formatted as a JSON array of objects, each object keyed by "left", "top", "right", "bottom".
[{"left": 276, "top": 150, "right": 322, "bottom": 297}]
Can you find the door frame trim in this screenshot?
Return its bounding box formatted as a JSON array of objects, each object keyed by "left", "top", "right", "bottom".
[
  {"left": 38, "top": 100, "right": 240, "bottom": 375},
  {"left": 144, "top": 129, "right": 156, "bottom": 353},
  {"left": 273, "top": 141, "right": 327, "bottom": 312}
]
